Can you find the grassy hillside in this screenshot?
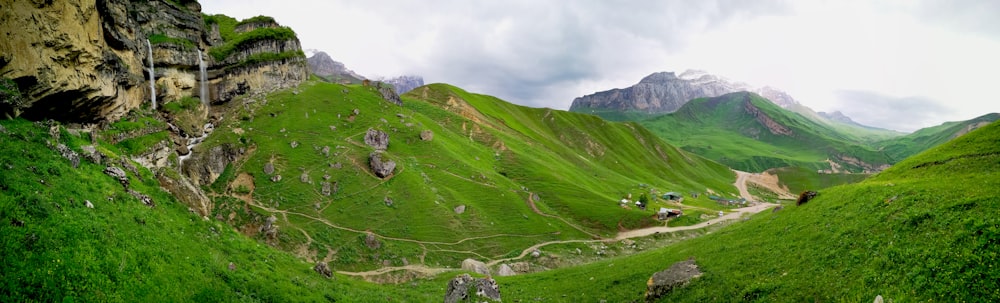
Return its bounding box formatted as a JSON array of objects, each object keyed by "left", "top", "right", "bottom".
[
  {"left": 0, "top": 119, "right": 445, "bottom": 302},
  {"left": 641, "top": 92, "right": 892, "bottom": 173},
  {"left": 199, "top": 80, "right": 738, "bottom": 273},
  {"left": 497, "top": 120, "right": 1000, "bottom": 302},
  {"left": 877, "top": 113, "right": 999, "bottom": 162}
]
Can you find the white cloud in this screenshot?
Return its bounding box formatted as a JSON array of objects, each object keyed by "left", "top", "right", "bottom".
[{"left": 199, "top": 0, "right": 1000, "bottom": 131}]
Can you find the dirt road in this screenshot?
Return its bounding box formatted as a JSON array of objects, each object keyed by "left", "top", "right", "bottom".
[{"left": 613, "top": 202, "right": 777, "bottom": 240}]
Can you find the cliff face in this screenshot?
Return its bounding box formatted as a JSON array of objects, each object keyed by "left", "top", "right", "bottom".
[{"left": 0, "top": 0, "right": 307, "bottom": 122}]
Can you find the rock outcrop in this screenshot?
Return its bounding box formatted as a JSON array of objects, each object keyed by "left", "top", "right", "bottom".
[
  {"left": 364, "top": 129, "right": 389, "bottom": 150},
  {"left": 368, "top": 152, "right": 395, "bottom": 178},
  {"left": 645, "top": 259, "right": 703, "bottom": 302},
  {"left": 460, "top": 259, "right": 490, "bottom": 275},
  {"left": 443, "top": 274, "right": 501, "bottom": 303}
]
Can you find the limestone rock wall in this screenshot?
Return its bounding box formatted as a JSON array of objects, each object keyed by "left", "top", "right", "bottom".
[{"left": 0, "top": 0, "right": 306, "bottom": 122}]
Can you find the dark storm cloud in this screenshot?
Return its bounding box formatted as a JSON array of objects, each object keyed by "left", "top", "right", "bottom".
[
  {"left": 402, "top": 0, "right": 790, "bottom": 107},
  {"left": 832, "top": 90, "right": 956, "bottom": 132}
]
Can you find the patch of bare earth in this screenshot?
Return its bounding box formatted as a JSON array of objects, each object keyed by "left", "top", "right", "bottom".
[{"left": 746, "top": 171, "right": 796, "bottom": 199}]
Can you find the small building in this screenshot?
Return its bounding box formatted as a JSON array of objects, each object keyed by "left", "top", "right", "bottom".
[
  {"left": 662, "top": 192, "right": 682, "bottom": 201},
  {"left": 657, "top": 208, "right": 682, "bottom": 220}
]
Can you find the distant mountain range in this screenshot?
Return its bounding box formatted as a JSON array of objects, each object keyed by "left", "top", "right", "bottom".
[
  {"left": 571, "top": 70, "right": 998, "bottom": 173},
  {"left": 381, "top": 75, "right": 424, "bottom": 94},
  {"left": 305, "top": 50, "right": 424, "bottom": 94}
]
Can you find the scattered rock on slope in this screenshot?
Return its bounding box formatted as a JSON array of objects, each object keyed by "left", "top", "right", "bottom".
[
  {"left": 103, "top": 166, "right": 129, "bottom": 187},
  {"left": 443, "top": 274, "right": 501, "bottom": 303},
  {"left": 368, "top": 152, "right": 396, "bottom": 178},
  {"left": 364, "top": 232, "right": 381, "bottom": 250},
  {"left": 314, "top": 261, "right": 333, "bottom": 279},
  {"left": 420, "top": 130, "right": 433, "bottom": 141},
  {"left": 263, "top": 162, "right": 275, "bottom": 175},
  {"left": 364, "top": 129, "right": 389, "bottom": 150},
  {"left": 497, "top": 264, "right": 516, "bottom": 276},
  {"left": 461, "top": 259, "right": 490, "bottom": 275},
  {"left": 645, "top": 259, "right": 703, "bottom": 302}
]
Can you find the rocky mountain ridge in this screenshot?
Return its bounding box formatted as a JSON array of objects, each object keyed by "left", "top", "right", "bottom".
[
  {"left": 305, "top": 50, "right": 366, "bottom": 83},
  {"left": 382, "top": 75, "right": 424, "bottom": 94}
]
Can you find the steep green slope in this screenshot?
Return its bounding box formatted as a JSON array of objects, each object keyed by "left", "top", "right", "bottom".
[
  {"left": 199, "top": 80, "right": 737, "bottom": 273},
  {"left": 641, "top": 92, "right": 892, "bottom": 173},
  {"left": 877, "top": 113, "right": 999, "bottom": 162},
  {"left": 499, "top": 120, "right": 1000, "bottom": 302},
  {"left": 0, "top": 119, "right": 443, "bottom": 302}
]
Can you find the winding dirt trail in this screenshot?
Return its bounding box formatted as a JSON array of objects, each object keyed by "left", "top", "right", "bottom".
[{"left": 525, "top": 192, "right": 602, "bottom": 239}]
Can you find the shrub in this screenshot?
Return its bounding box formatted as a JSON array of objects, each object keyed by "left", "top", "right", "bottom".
[{"left": 0, "top": 77, "right": 26, "bottom": 118}]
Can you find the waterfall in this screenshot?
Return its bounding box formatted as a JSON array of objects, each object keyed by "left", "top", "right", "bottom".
[
  {"left": 199, "top": 50, "right": 208, "bottom": 106},
  {"left": 146, "top": 39, "right": 156, "bottom": 110}
]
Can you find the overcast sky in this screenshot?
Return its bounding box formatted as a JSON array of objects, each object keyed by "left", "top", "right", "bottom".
[{"left": 201, "top": 0, "right": 1000, "bottom": 132}]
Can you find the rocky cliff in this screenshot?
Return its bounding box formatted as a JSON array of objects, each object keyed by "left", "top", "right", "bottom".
[
  {"left": 305, "top": 50, "right": 365, "bottom": 83},
  {"left": 0, "top": 0, "right": 307, "bottom": 122},
  {"left": 383, "top": 75, "right": 424, "bottom": 94}
]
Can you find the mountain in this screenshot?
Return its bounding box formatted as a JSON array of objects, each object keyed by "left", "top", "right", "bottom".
[
  {"left": 188, "top": 80, "right": 737, "bottom": 273},
  {"left": 381, "top": 75, "right": 424, "bottom": 94},
  {"left": 641, "top": 92, "right": 893, "bottom": 173},
  {"left": 569, "top": 70, "right": 752, "bottom": 116},
  {"left": 876, "top": 113, "right": 1000, "bottom": 162},
  {"left": 499, "top": 119, "right": 1000, "bottom": 302},
  {"left": 0, "top": 0, "right": 307, "bottom": 122},
  {"left": 305, "top": 50, "right": 366, "bottom": 83}
]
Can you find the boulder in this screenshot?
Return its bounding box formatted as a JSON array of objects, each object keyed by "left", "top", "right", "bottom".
[
  {"left": 531, "top": 250, "right": 541, "bottom": 258},
  {"left": 299, "top": 171, "right": 310, "bottom": 183},
  {"left": 645, "top": 259, "right": 703, "bottom": 302},
  {"left": 321, "top": 182, "right": 332, "bottom": 196},
  {"left": 369, "top": 152, "right": 396, "bottom": 178},
  {"left": 261, "top": 216, "right": 278, "bottom": 239},
  {"left": 454, "top": 205, "right": 466, "bottom": 214},
  {"left": 364, "top": 129, "right": 389, "bottom": 150},
  {"left": 461, "top": 259, "right": 490, "bottom": 275},
  {"left": 103, "top": 166, "right": 129, "bottom": 187},
  {"left": 383, "top": 196, "right": 393, "bottom": 207},
  {"left": 270, "top": 174, "right": 282, "bottom": 182},
  {"left": 364, "top": 232, "right": 381, "bottom": 250},
  {"left": 443, "top": 274, "right": 501, "bottom": 303},
  {"left": 85, "top": 200, "right": 95, "bottom": 209},
  {"left": 263, "top": 162, "right": 275, "bottom": 175},
  {"left": 321, "top": 145, "right": 331, "bottom": 157},
  {"left": 497, "top": 264, "right": 516, "bottom": 277},
  {"left": 420, "top": 130, "right": 434, "bottom": 141},
  {"left": 313, "top": 262, "right": 333, "bottom": 279},
  {"left": 511, "top": 262, "right": 531, "bottom": 273}
]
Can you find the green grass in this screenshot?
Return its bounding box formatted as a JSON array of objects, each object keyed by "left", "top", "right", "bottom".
[
  {"left": 766, "top": 166, "right": 869, "bottom": 195},
  {"left": 876, "top": 113, "right": 1000, "bottom": 162},
  {"left": 162, "top": 96, "right": 201, "bottom": 114},
  {"left": 195, "top": 80, "right": 738, "bottom": 272},
  {"left": 147, "top": 33, "right": 195, "bottom": 50},
  {"left": 495, "top": 120, "right": 1000, "bottom": 302},
  {"left": 0, "top": 118, "right": 449, "bottom": 302},
  {"left": 640, "top": 92, "right": 894, "bottom": 173},
  {"left": 208, "top": 27, "right": 298, "bottom": 62}
]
